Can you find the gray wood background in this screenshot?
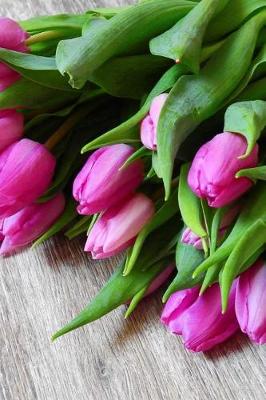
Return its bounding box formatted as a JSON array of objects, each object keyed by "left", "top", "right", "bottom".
[{"left": 0, "top": 1, "right": 266, "bottom": 399}]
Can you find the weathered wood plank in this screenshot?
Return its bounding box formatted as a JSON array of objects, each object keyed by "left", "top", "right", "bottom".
[{"left": 0, "top": 1, "right": 266, "bottom": 399}]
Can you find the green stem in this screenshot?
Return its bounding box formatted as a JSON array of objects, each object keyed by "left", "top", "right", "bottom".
[{"left": 26, "top": 30, "right": 64, "bottom": 45}]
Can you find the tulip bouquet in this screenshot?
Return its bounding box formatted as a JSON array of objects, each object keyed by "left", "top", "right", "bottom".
[{"left": 0, "top": 0, "right": 266, "bottom": 353}]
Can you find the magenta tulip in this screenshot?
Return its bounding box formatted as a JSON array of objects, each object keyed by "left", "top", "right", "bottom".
[
  {"left": 181, "top": 206, "right": 240, "bottom": 250},
  {"left": 161, "top": 287, "right": 200, "bottom": 334},
  {"left": 85, "top": 193, "right": 155, "bottom": 259},
  {"left": 140, "top": 94, "right": 168, "bottom": 150},
  {"left": 188, "top": 132, "right": 258, "bottom": 208},
  {"left": 73, "top": 144, "right": 144, "bottom": 215},
  {"left": 0, "top": 193, "right": 65, "bottom": 255},
  {"left": 0, "top": 18, "right": 29, "bottom": 92},
  {"left": 0, "top": 18, "right": 29, "bottom": 52},
  {"left": 235, "top": 260, "right": 266, "bottom": 344},
  {"left": 0, "top": 219, "right": 3, "bottom": 241},
  {"left": 0, "top": 109, "right": 24, "bottom": 153},
  {"left": 0, "top": 139, "right": 56, "bottom": 218},
  {"left": 162, "top": 283, "right": 239, "bottom": 352}
]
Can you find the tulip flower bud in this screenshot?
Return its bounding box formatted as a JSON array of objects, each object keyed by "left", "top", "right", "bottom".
[
  {"left": 0, "top": 139, "right": 56, "bottom": 218},
  {"left": 181, "top": 206, "right": 240, "bottom": 249},
  {"left": 235, "top": 260, "right": 266, "bottom": 344},
  {"left": 162, "top": 283, "right": 238, "bottom": 352},
  {"left": 85, "top": 193, "right": 155, "bottom": 259},
  {"left": 73, "top": 144, "right": 144, "bottom": 215},
  {"left": 140, "top": 94, "right": 168, "bottom": 150},
  {"left": 0, "top": 193, "right": 65, "bottom": 255},
  {"left": 0, "top": 109, "right": 24, "bottom": 153},
  {"left": 0, "top": 18, "right": 29, "bottom": 52},
  {"left": 0, "top": 17, "right": 29, "bottom": 91},
  {"left": 188, "top": 132, "right": 258, "bottom": 208}
]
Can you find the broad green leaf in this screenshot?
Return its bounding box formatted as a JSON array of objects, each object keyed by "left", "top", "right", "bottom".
[
  {"left": 163, "top": 232, "right": 204, "bottom": 302},
  {"left": 224, "top": 100, "right": 266, "bottom": 156},
  {"left": 237, "top": 166, "right": 266, "bottom": 181},
  {"left": 123, "top": 187, "right": 179, "bottom": 275},
  {"left": 0, "top": 49, "right": 56, "bottom": 70},
  {"left": 56, "top": 0, "right": 194, "bottom": 88},
  {"left": 178, "top": 164, "right": 206, "bottom": 238},
  {"left": 32, "top": 199, "right": 77, "bottom": 247},
  {"left": 221, "top": 219, "right": 266, "bottom": 311},
  {"left": 207, "top": 0, "right": 266, "bottom": 42},
  {"left": 91, "top": 54, "right": 171, "bottom": 99},
  {"left": 228, "top": 44, "right": 266, "bottom": 103},
  {"left": 52, "top": 258, "right": 170, "bottom": 340},
  {"left": 193, "top": 182, "right": 266, "bottom": 277},
  {"left": 0, "top": 77, "right": 78, "bottom": 110},
  {"left": 157, "top": 11, "right": 266, "bottom": 199},
  {"left": 150, "top": 0, "right": 229, "bottom": 73}
]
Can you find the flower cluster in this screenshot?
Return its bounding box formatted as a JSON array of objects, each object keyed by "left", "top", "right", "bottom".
[
  {"left": 0, "top": 1, "right": 265, "bottom": 356},
  {"left": 0, "top": 19, "right": 64, "bottom": 255}
]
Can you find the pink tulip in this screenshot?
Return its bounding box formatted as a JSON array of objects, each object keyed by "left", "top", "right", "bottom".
[
  {"left": 140, "top": 94, "right": 168, "bottom": 150},
  {"left": 0, "top": 139, "right": 56, "bottom": 218},
  {"left": 0, "top": 17, "right": 29, "bottom": 92},
  {"left": 0, "top": 109, "right": 24, "bottom": 153},
  {"left": 0, "top": 219, "right": 4, "bottom": 241},
  {"left": 181, "top": 206, "right": 240, "bottom": 250},
  {"left": 85, "top": 193, "right": 155, "bottom": 259},
  {"left": 0, "top": 193, "right": 65, "bottom": 255},
  {"left": 161, "top": 287, "right": 200, "bottom": 334},
  {"left": 0, "top": 18, "right": 29, "bottom": 52},
  {"left": 73, "top": 144, "right": 144, "bottom": 215},
  {"left": 162, "top": 283, "right": 239, "bottom": 352},
  {"left": 235, "top": 260, "right": 266, "bottom": 344},
  {"left": 188, "top": 132, "right": 258, "bottom": 208}
]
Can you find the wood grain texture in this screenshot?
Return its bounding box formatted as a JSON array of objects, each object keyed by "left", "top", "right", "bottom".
[{"left": 0, "top": 1, "right": 266, "bottom": 399}]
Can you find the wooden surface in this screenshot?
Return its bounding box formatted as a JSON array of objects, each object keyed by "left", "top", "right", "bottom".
[{"left": 1, "top": 1, "right": 266, "bottom": 399}]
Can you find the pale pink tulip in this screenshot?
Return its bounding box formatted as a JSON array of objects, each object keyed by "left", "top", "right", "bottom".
[
  {"left": 85, "top": 193, "right": 155, "bottom": 259},
  {"left": 235, "top": 260, "right": 266, "bottom": 344},
  {"left": 188, "top": 132, "right": 258, "bottom": 208},
  {"left": 140, "top": 94, "right": 168, "bottom": 150}
]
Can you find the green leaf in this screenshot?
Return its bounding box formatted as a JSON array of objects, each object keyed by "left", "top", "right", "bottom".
[
  {"left": 207, "top": 0, "right": 266, "bottom": 42},
  {"left": 32, "top": 199, "right": 77, "bottom": 247},
  {"left": 52, "top": 258, "right": 170, "bottom": 340},
  {"left": 193, "top": 182, "right": 266, "bottom": 277},
  {"left": 237, "top": 166, "right": 266, "bottom": 181},
  {"left": 0, "top": 77, "right": 78, "bottom": 110},
  {"left": 20, "top": 14, "right": 89, "bottom": 33},
  {"left": 221, "top": 219, "right": 266, "bottom": 312},
  {"left": 56, "top": 0, "right": 194, "bottom": 88},
  {"left": 90, "top": 54, "right": 171, "bottom": 99},
  {"left": 157, "top": 11, "right": 266, "bottom": 199},
  {"left": 123, "top": 187, "right": 179, "bottom": 275},
  {"left": 224, "top": 100, "right": 266, "bottom": 156},
  {"left": 65, "top": 216, "right": 92, "bottom": 240},
  {"left": 150, "top": 0, "right": 229, "bottom": 73},
  {"left": 228, "top": 44, "right": 266, "bottom": 102},
  {"left": 121, "top": 147, "right": 150, "bottom": 170},
  {"left": 163, "top": 232, "right": 204, "bottom": 302},
  {"left": 81, "top": 63, "right": 186, "bottom": 152},
  {"left": 178, "top": 164, "right": 206, "bottom": 238}
]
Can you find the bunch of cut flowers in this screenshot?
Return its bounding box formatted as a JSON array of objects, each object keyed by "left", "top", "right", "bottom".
[{"left": 0, "top": 0, "right": 266, "bottom": 352}]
